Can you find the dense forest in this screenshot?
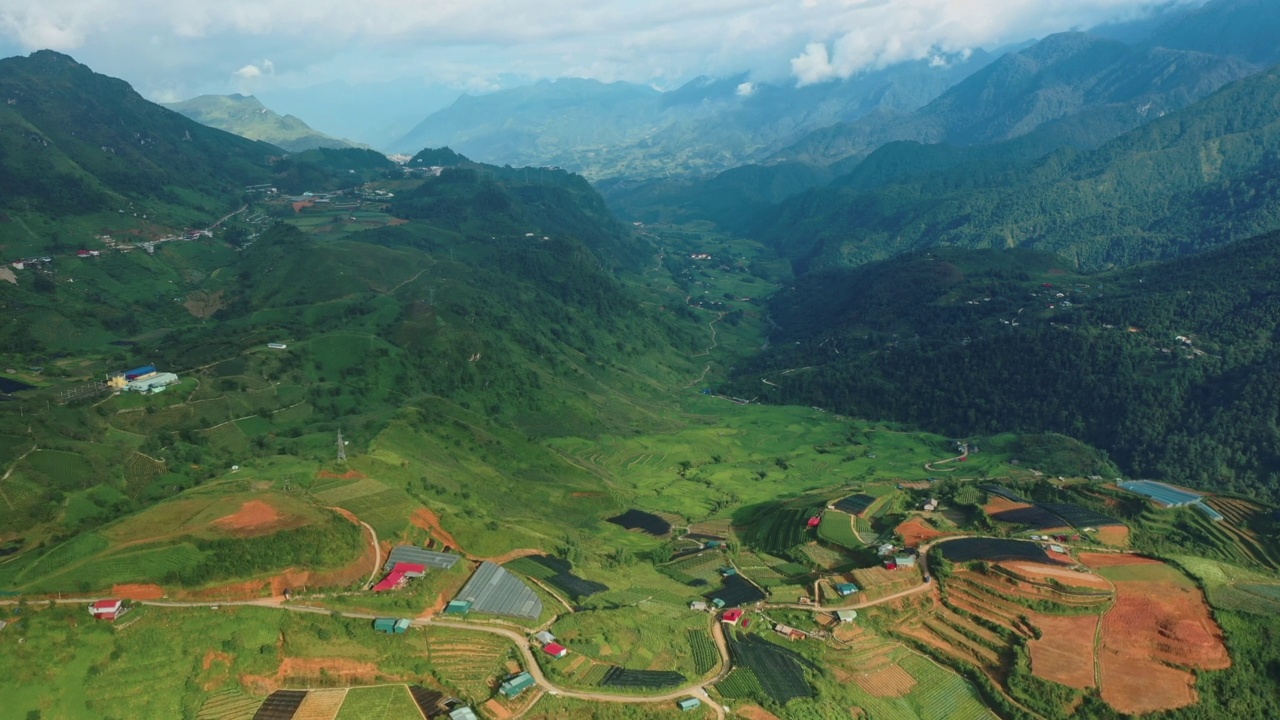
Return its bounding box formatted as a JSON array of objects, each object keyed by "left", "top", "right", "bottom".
[{"left": 723, "top": 234, "right": 1280, "bottom": 501}]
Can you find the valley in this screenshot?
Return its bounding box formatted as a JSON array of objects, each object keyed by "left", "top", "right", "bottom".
[{"left": 5, "top": 4, "right": 1280, "bottom": 717}]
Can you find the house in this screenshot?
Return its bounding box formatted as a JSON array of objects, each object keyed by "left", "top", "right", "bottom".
[
  {"left": 89, "top": 599, "right": 124, "bottom": 620},
  {"left": 448, "top": 708, "right": 479, "bottom": 720},
  {"left": 834, "top": 583, "right": 859, "bottom": 597},
  {"left": 445, "top": 600, "right": 472, "bottom": 615},
  {"left": 689, "top": 601, "right": 709, "bottom": 612},
  {"left": 894, "top": 554, "right": 917, "bottom": 568},
  {"left": 373, "top": 617, "right": 411, "bottom": 634},
  {"left": 884, "top": 560, "right": 898, "bottom": 570},
  {"left": 543, "top": 643, "right": 568, "bottom": 658},
  {"left": 677, "top": 697, "right": 702, "bottom": 711},
  {"left": 835, "top": 610, "right": 858, "bottom": 623},
  {"left": 877, "top": 543, "right": 897, "bottom": 556},
  {"left": 534, "top": 631, "right": 556, "bottom": 645},
  {"left": 499, "top": 671, "right": 536, "bottom": 698},
  {"left": 720, "top": 567, "right": 737, "bottom": 577},
  {"left": 720, "top": 609, "right": 744, "bottom": 625},
  {"left": 267, "top": 343, "right": 288, "bottom": 349},
  {"left": 711, "top": 598, "right": 726, "bottom": 609},
  {"left": 806, "top": 515, "right": 821, "bottom": 528},
  {"left": 774, "top": 623, "right": 807, "bottom": 641},
  {"left": 373, "top": 562, "right": 428, "bottom": 592}
]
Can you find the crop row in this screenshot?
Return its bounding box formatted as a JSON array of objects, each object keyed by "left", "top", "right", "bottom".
[
  {"left": 599, "top": 667, "right": 686, "bottom": 689},
  {"left": 686, "top": 629, "right": 718, "bottom": 675},
  {"left": 714, "top": 667, "right": 764, "bottom": 699},
  {"left": 726, "top": 632, "right": 814, "bottom": 705}
]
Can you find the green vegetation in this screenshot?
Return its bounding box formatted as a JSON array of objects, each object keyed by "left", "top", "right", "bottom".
[{"left": 333, "top": 686, "right": 422, "bottom": 720}]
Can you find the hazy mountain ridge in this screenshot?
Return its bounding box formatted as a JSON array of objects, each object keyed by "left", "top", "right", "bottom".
[
  {"left": 391, "top": 55, "right": 992, "bottom": 179},
  {"left": 771, "top": 30, "right": 1260, "bottom": 167},
  {"left": 164, "top": 93, "right": 359, "bottom": 152},
  {"left": 748, "top": 64, "right": 1280, "bottom": 272}
]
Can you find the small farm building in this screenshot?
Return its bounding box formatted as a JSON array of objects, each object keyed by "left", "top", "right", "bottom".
[
  {"left": 448, "top": 708, "right": 479, "bottom": 720},
  {"left": 835, "top": 610, "right": 858, "bottom": 623},
  {"left": 884, "top": 560, "right": 898, "bottom": 570},
  {"left": 689, "top": 600, "right": 709, "bottom": 611},
  {"left": 372, "top": 562, "right": 427, "bottom": 592},
  {"left": 445, "top": 600, "right": 472, "bottom": 615},
  {"left": 835, "top": 583, "right": 859, "bottom": 597},
  {"left": 678, "top": 697, "right": 702, "bottom": 711},
  {"left": 499, "top": 672, "right": 535, "bottom": 698},
  {"left": 543, "top": 643, "right": 568, "bottom": 658},
  {"left": 721, "top": 609, "right": 744, "bottom": 625},
  {"left": 123, "top": 365, "right": 156, "bottom": 380},
  {"left": 894, "top": 554, "right": 917, "bottom": 568},
  {"left": 126, "top": 372, "right": 179, "bottom": 393},
  {"left": 534, "top": 631, "right": 556, "bottom": 645},
  {"left": 705, "top": 540, "right": 724, "bottom": 549},
  {"left": 267, "top": 343, "right": 288, "bottom": 349},
  {"left": 711, "top": 598, "right": 726, "bottom": 609},
  {"left": 774, "top": 623, "right": 807, "bottom": 640},
  {"left": 877, "top": 543, "right": 896, "bottom": 556},
  {"left": 720, "top": 566, "right": 737, "bottom": 577},
  {"left": 373, "top": 617, "right": 411, "bottom": 634},
  {"left": 1048, "top": 544, "right": 1065, "bottom": 554},
  {"left": 89, "top": 599, "right": 123, "bottom": 620},
  {"left": 806, "top": 515, "right": 821, "bottom": 528}
]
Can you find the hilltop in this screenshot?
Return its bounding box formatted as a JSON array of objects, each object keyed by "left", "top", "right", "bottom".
[{"left": 164, "top": 94, "right": 360, "bottom": 152}]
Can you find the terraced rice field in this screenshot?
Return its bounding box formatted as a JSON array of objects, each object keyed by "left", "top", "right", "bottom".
[
  {"left": 195, "top": 689, "right": 261, "bottom": 720},
  {"left": 333, "top": 686, "right": 423, "bottom": 720},
  {"left": 293, "top": 689, "right": 349, "bottom": 720},
  {"left": 426, "top": 631, "right": 514, "bottom": 698}
]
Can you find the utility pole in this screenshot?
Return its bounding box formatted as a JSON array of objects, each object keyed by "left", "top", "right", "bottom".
[{"left": 336, "top": 429, "right": 347, "bottom": 462}]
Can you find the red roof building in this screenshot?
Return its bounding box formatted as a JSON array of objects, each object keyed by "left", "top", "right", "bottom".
[
  {"left": 543, "top": 643, "right": 568, "bottom": 658},
  {"left": 372, "top": 562, "right": 430, "bottom": 592},
  {"left": 806, "top": 516, "right": 821, "bottom": 528},
  {"left": 89, "top": 599, "right": 124, "bottom": 620},
  {"left": 720, "top": 609, "right": 744, "bottom": 625}
]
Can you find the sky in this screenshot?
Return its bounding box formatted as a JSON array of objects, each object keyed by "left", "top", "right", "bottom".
[{"left": 0, "top": 0, "right": 1202, "bottom": 143}]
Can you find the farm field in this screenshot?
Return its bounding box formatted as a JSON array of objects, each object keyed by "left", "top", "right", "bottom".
[
  {"left": 332, "top": 686, "right": 423, "bottom": 720},
  {"left": 423, "top": 627, "right": 519, "bottom": 700},
  {"left": 549, "top": 603, "right": 710, "bottom": 682},
  {"left": 1082, "top": 553, "right": 1230, "bottom": 714},
  {"left": 895, "top": 517, "right": 943, "bottom": 548},
  {"left": 845, "top": 566, "right": 919, "bottom": 603},
  {"left": 1027, "top": 613, "right": 1099, "bottom": 689}
]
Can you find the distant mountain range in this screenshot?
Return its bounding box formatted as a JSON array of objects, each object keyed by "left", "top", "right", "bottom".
[
  {"left": 163, "top": 94, "right": 359, "bottom": 152},
  {"left": 390, "top": 54, "right": 993, "bottom": 179}
]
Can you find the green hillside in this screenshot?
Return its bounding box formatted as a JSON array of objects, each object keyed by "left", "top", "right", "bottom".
[{"left": 164, "top": 93, "right": 357, "bottom": 152}]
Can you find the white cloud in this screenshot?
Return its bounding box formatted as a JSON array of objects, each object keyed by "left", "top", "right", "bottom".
[
  {"left": 0, "top": 0, "right": 1204, "bottom": 97},
  {"left": 735, "top": 81, "right": 755, "bottom": 97}
]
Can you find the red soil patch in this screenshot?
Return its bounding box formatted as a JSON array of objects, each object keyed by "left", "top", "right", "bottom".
[
  {"left": 411, "top": 507, "right": 462, "bottom": 552},
  {"left": 999, "top": 562, "right": 1112, "bottom": 591},
  {"left": 737, "top": 705, "right": 783, "bottom": 720},
  {"left": 243, "top": 657, "right": 386, "bottom": 695},
  {"left": 202, "top": 650, "right": 233, "bottom": 670},
  {"left": 316, "top": 469, "right": 367, "bottom": 480},
  {"left": 484, "top": 699, "right": 514, "bottom": 720},
  {"left": 112, "top": 583, "right": 165, "bottom": 600},
  {"left": 212, "top": 500, "right": 296, "bottom": 536},
  {"left": 983, "top": 496, "right": 1032, "bottom": 515},
  {"left": 1094, "top": 525, "right": 1130, "bottom": 546},
  {"left": 1095, "top": 560, "right": 1230, "bottom": 714},
  {"left": 177, "top": 579, "right": 269, "bottom": 601},
  {"left": 1078, "top": 552, "right": 1161, "bottom": 568},
  {"left": 895, "top": 517, "right": 943, "bottom": 548},
  {"left": 485, "top": 547, "right": 543, "bottom": 564},
  {"left": 1027, "top": 613, "right": 1098, "bottom": 689}
]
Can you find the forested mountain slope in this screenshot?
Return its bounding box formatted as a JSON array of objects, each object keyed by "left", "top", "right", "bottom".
[
  {"left": 752, "top": 65, "right": 1280, "bottom": 271},
  {"left": 722, "top": 234, "right": 1280, "bottom": 501}
]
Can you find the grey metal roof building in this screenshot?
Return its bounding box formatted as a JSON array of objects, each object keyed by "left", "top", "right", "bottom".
[
  {"left": 384, "top": 545, "right": 461, "bottom": 571},
  {"left": 453, "top": 561, "right": 542, "bottom": 620}
]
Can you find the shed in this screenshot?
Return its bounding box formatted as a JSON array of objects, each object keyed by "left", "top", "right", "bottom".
[
  {"left": 448, "top": 708, "right": 479, "bottom": 720},
  {"left": 705, "top": 540, "right": 724, "bottom": 549},
  {"left": 894, "top": 554, "right": 917, "bottom": 568},
  {"left": 806, "top": 515, "right": 821, "bottom": 528},
  {"left": 499, "top": 671, "right": 535, "bottom": 698},
  {"left": 373, "top": 571, "right": 406, "bottom": 592},
  {"left": 446, "top": 600, "right": 472, "bottom": 615},
  {"left": 689, "top": 601, "right": 709, "bottom": 611},
  {"left": 835, "top": 610, "right": 858, "bottom": 623},
  {"left": 543, "top": 643, "right": 568, "bottom": 658},
  {"left": 1048, "top": 544, "right": 1065, "bottom": 554},
  {"left": 720, "top": 567, "right": 737, "bottom": 577},
  {"left": 711, "top": 598, "right": 726, "bottom": 609},
  {"left": 835, "top": 583, "right": 859, "bottom": 597},
  {"left": 533, "top": 631, "right": 556, "bottom": 645},
  {"left": 124, "top": 365, "right": 156, "bottom": 380},
  {"left": 373, "top": 617, "right": 410, "bottom": 634},
  {"left": 721, "top": 609, "right": 743, "bottom": 625},
  {"left": 677, "top": 697, "right": 702, "bottom": 711}
]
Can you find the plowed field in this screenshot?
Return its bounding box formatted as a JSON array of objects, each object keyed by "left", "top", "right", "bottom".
[
  {"left": 213, "top": 500, "right": 303, "bottom": 536},
  {"left": 1027, "top": 613, "right": 1098, "bottom": 689},
  {"left": 895, "top": 518, "right": 943, "bottom": 548},
  {"left": 1084, "top": 554, "right": 1229, "bottom": 714}
]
